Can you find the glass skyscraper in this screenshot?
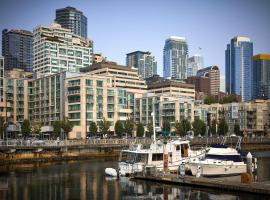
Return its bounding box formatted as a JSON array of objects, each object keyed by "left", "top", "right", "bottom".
[
  {"left": 55, "top": 6, "right": 87, "bottom": 39},
  {"left": 163, "top": 36, "right": 188, "bottom": 80},
  {"left": 252, "top": 54, "right": 270, "bottom": 100},
  {"left": 187, "top": 54, "right": 204, "bottom": 77},
  {"left": 126, "top": 51, "right": 157, "bottom": 79},
  {"left": 225, "top": 36, "right": 253, "bottom": 101},
  {"left": 2, "top": 29, "right": 33, "bottom": 72}
]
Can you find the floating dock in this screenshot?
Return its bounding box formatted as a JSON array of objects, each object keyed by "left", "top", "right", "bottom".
[{"left": 133, "top": 174, "right": 270, "bottom": 195}]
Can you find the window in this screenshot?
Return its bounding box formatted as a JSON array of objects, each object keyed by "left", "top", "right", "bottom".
[
  {"left": 68, "top": 104, "right": 80, "bottom": 111},
  {"left": 96, "top": 80, "right": 103, "bottom": 87},
  {"left": 86, "top": 79, "right": 93, "bottom": 86},
  {"left": 68, "top": 113, "right": 80, "bottom": 119},
  {"left": 152, "top": 153, "right": 163, "bottom": 161}
]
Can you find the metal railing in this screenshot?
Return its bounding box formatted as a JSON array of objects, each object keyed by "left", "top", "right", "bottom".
[{"left": 0, "top": 138, "right": 153, "bottom": 148}]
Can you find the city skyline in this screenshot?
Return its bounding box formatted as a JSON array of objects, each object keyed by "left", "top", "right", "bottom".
[{"left": 0, "top": 0, "right": 270, "bottom": 76}]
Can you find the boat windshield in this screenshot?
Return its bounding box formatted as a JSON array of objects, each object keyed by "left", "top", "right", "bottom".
[
  {"left": 120, "top": 152, "right": 148, "bottom": 164},
  {"left": 205, "top": 154, "right": 243, "bottom": 162}
]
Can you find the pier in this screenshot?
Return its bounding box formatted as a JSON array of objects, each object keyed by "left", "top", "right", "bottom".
[{"left": 133, "top": 174, "right": 270, "bottom": 196}]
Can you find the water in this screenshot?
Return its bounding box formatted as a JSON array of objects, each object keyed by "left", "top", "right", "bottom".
[{"left": 0, "top": 155, "right": 269, "bottom": 200}]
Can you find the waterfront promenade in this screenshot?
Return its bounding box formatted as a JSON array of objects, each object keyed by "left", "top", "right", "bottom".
[{"left": 0, "top": 136, "right": 269, "bottom": 150}]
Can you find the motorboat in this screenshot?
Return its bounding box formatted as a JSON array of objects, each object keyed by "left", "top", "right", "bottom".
[
  {"left": 118, "top": 138, "right": 206, "bottom": 176},
  {"left": 189, "top": 136, "right": 247, "bottom": 177}
]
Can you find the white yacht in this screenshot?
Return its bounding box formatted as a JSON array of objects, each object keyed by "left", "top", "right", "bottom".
[
  {"left": 118, "top": 138, "right": 206, "bottom": 176},
  {"left": 189, "top": 136, "right": 247, "bottom": 177}
]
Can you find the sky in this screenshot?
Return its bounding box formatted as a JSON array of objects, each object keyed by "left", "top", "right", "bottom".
[{"left": 0, "top": 0, "right": 270, "bottom": 76}]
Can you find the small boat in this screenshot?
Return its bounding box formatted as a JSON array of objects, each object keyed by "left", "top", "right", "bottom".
[
  {"left": 105, "top": 168, "right": 118, "bottom": 177},
  {"left": 118, "top": 138, "right": 206, "bottom": 176},
  {"left": 189, "top": 136, "right": 247, "bottom": 177}
]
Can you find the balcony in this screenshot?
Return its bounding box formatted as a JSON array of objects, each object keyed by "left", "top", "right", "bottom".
[
  {"left": 67, "top": 90, "right": 80, "bottom": 95},
  {"left": 119, "top": 108, "right": 132, "bottom": 114}
]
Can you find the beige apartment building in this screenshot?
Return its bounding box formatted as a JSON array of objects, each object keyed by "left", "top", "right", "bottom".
[
  {"left": 65, "top": 74, "right": 133, "bottom": 138},
  {"left": 195, "top": 100, "right": 270, "bottom": 136},
  {"left": 134, "top": 93, "right": 194, "bottom": 131},
  {"left": 147, "top": 79, "right": 195, "bottom": 100}
]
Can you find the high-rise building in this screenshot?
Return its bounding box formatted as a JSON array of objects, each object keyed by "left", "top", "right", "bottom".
[
  {"left": 55, "top": 6, "right": 87, "bottom": 39},
  {"left": 225, "top": 36, "right": 253, "bottom": 101},
  {"left": 187, "top": 54, "right": 204, "bottom": 77},
  {"left": 220, "top": 75, "right": 225, "bottom": 93},
  {"left": 126, "top": 51, "right": 157, "bottom": 79},
  {"left": 163, "top": 36, "right": 188, "bottom": 80},
  {"left": 0, "top": 57, "right": 4, "bottom": 102},
  {"left": 33, "top": 23, "right": 93, "bottom": 75},
  {"left": 197, "top": 66, "right": 220, "bottom": 96},
  {"left": 2, "top": 29, "right": 33, "bottom": 72},
  {"left": 252, "top": 54, "right": 270, "bottom": 100}
]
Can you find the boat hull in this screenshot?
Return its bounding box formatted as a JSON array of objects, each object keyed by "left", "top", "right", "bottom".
[{"left": 189, "top": 162, "right": 247, "bottom": 177}]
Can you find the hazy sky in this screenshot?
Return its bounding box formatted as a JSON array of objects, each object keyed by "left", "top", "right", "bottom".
[{"left": 0, "top": 0, "right": 269, "bottom": 76}]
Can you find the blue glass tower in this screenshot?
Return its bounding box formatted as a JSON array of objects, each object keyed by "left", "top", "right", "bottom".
[
  {"left": 55, "top": 7, "right": 87, "bottom": 39},
  {"left": 225, "top": 36, "right": 253, "bottom": 101},
  {"left": 2, "top": 29, "right": 33, "bottom": 72},
  {"left": 252, "top": 54, "right": 270, "bottom": 100}
]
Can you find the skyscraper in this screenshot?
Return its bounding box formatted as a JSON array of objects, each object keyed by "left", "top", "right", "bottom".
[
  {"left": 33, "top": 23, "right": 93, "bottom": 75},
  {"left": 163, "top": 36, "right": 188, "bottom": 80},
  {"left": 197, "top": 65, "right": 220, "bottom": 96},
  {"left": 55, "top": 6, "right": 87, "bottom": 39},
  {"left": 225, "top": 36, "right": 253, "bottom": 101},
  {"left": 252, "top": 54, "right": 270, "bottom": 100},
  {"left": 2, "top": 29, "right": 33, "bottom": 72},
  {"left": 187, "top": 54, "right": 204, "bottom": 77},
  {"left": 126, "top": 51, "right": 157, "bottom": 79}
]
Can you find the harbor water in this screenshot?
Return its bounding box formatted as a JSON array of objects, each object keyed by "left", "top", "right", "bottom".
[{"left": 0, "top": 152, "right": 269, "bottom": 200}]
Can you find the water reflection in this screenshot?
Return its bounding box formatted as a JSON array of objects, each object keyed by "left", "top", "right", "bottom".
[{"left": 0, "top": 157, "right": 269, "bottom": 200}]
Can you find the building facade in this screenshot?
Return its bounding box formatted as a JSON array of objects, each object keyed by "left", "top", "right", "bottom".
[
  {"left": 163, "top": 36, "right": 188, "bottom": 80},
  {"left": 126, "top": 51, "right": 157, "bottom": 79},
  {"left": 55, "top": 7, "right": 87, "bottom": 39},
  {"left": 187, "top": 54, "right": 204, "bottom": 77},
  {"left": 133, "top": 93, "right": 194, "bottom": 130},
  {"left": 147, "top": 79, "right": 195, "bottom": 100},
  {"left": 225, "top": 36, "right": 253, "bottom": 101},
  {"left": 252, "top": 54, "right": 270, "bottom": 100},
  {"left": 186, "top": 76, "right": 210, "bottom": 96},
  {"left": 4, "top": 69, "right": 34, "bottom": 124},
  {"left": 197, "top": 66, "right": 220, "bottom": 96},
  {"left": 2, "top": 29, "right": 33, "bottom": 72},
  {"left": 33, "top": 23, "right": 93, "bottom": 75}
]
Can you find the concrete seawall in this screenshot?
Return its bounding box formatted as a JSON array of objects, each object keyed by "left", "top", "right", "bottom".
[{"left": 0, "top": 146, "right": 121, "bottom": 165}]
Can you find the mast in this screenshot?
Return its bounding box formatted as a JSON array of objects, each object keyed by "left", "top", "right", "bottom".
[{"left": 151, "top": 112, "right": 156, "bottom": 143}]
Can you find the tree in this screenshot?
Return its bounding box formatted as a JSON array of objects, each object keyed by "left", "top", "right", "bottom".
[
  {"left": 136, "top": 123, "right": 144, "bottom": 137},
  {"left": 0, "top": 116, "right": 5, "bottom": 139},
  {"left": 192, "top": 118, "right": 206, "bottom": 136},
  {"left": 99, "top": 118, "right": 110, "bottom": 137},
  {"left": 21, "top": 119, "right": 31, "bottom": 138},
  {"left": 124, "top": 118, "right": 134, "bottom": 137},
  {"left": 219, "top": 95, "right": 239, "bottom": 104},
  {"left": 62, "top": 118, "right": 73, "bottom": 139},
  {"left": 115, "top": 120, "right": 124, "bottom": 137},
  {"left": 162, "top": 120, "right": 171, "bottom": 132},
  {"left": 89, "top": 121, "right": 98, "bottom": 136},
  {"left": 234, "top": 123, "right": 241, "bottom": 136},
  {"left": 52, "top": 120, "right": 62, "bottom": 139},
  {"left": 204, "top": 96, "right": 218, "bottom": 105},
  {"left": 218, "top": 118, "right": 228, "bottom": 135},
  {"left": 175, "top": 121, "right": 184, "bottom": 136},
  {"left": 146, "top": 123, "right": 153, "bottom": 137},
  {"left": 210, "top": 119, "right": 218, "bottom": 136},
  {"left": 181, "top": 119, "right": 191, "bottom": 134},
  {"left": 31, "top": 122, "right": 42, "bottom": 136}
]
